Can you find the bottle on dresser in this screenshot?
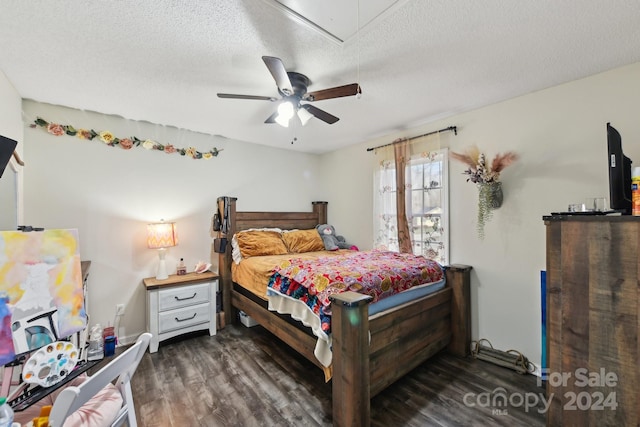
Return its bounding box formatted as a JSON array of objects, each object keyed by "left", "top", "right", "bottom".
[{"left": 177, "top": 258, "right": 187, "bottom": 275}]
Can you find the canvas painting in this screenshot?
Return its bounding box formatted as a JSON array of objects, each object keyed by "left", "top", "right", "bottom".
[{"left": 0, "top": 229, "right": 86, "bottom": 364}]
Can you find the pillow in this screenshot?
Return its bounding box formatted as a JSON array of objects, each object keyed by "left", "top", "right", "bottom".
[
  {"left": 282, "top": 229, "right": 325, "bottom": 253},
  {"left": 231, "top": 234, "right": 243, "bottom": 264},
  {"left": 232, "top": 228, "right": 283, "bottom": 264},
  {"left": 62, "top": 382, "right": 123, "bottom": 427},
  {"left": 235, "top": 229, "right": 288, "bottom": 259}
]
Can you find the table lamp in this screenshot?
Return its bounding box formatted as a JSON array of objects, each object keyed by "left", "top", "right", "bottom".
[{"left": 147, "top": 220, "right": 178, "bottom": 280}]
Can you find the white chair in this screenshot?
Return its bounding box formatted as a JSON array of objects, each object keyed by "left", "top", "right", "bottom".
[{"left": 46, "top": 332, "right": 151, "bottom": 427}]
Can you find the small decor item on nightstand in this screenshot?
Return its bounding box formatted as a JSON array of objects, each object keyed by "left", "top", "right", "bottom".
[
  {"left": 194, "top": 260, "right": 211, "bottom": 274},
  {"left": 177, "top": 258, "right": 187, "bottom": 275}
]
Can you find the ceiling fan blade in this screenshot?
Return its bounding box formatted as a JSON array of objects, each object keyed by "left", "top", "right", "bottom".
[
  {"left": 264, "top": 111, "right": 278, "bottom": 124},
  {"left": 301, "top": 104, "right": 339, "bottom": 124},
  {"left": 303, "top": 83, "right": 361, "bottom": 102},
  {"left": 262, "top": 56, "right": 294, "bottom": 96},
  {"left": 217, "top": 93, "right": 277, "bottom": 101}
]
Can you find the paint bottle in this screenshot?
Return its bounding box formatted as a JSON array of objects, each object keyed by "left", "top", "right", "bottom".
[
  {"left": 104, "top": 336, "right": 116, "bottom": 357},
  {"left": 633, "top": 167, "right": 640, "bottom": 216}
]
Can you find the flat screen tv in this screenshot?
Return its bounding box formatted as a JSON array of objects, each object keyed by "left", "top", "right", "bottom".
[
  {"left": 607, "top": 123, "right": 632, "bottom": 214},
  {"left": 0, "top": 135, "right": 18, "bottom": 178}
]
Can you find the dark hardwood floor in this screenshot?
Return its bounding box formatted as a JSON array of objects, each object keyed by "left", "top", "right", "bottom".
[{"left": 131, "top": 325, "right": 546, "bottom": 426}]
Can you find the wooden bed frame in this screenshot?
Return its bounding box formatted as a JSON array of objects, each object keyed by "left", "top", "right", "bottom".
[{"left": 216, "top": 197, "right": 472, "bottom": 427}]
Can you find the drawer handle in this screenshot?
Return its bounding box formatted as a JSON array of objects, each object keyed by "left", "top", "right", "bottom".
[
  {"left": 174, "top": 293, "right": 197, "bottom": 301},
  {"left": 175, "top": 313, "right": 197, "bottom": 322}
]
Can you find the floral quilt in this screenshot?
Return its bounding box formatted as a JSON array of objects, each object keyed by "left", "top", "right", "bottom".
[{"left": 267, "top": 250, "right": 444, "bottom": 334}]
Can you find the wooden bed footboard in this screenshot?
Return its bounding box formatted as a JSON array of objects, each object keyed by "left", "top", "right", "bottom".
[
  {"left": 330, "top": 264, "right": 471, "bottom": 426},
  {"left": 214, "top": 197, "right": 472, "bottom": 427}
]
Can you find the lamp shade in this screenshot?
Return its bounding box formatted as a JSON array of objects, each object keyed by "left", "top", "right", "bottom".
[
  {"left": 147, "top": 222, "right": 178, "bottom": 249},
  {"left": 297, "top": 107, "right": 313, "bottom": 126}
]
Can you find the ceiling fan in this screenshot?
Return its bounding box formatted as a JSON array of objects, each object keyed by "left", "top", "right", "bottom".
[{"left": 217, "top": 56, "right": 362, "bottom": 127}]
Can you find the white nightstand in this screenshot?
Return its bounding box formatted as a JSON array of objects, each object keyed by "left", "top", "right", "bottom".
[{"left": 143, "top": 271, "right": 218, "bottom": 353}]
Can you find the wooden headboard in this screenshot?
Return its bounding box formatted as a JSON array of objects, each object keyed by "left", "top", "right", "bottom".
[{"left": 215, "top": 197, "right": 328, "bottom": 325}]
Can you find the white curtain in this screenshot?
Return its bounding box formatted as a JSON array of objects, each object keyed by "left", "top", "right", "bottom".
[{"left": 373, "top": 133, "right": 449, "bottom": 264}]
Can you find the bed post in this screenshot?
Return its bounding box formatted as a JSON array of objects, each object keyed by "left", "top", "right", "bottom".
[
  {"left": 312, "top": 201, "right": 328, "bottom": 225},
  {"left": 329, "top": 291, "right": 372, "bottom": 427},
  {"left": 446, "top": 264, "right": 472, "bottom": 357},
  {"left": 217, "top": 196, "right": 237, "bottom": 327}
]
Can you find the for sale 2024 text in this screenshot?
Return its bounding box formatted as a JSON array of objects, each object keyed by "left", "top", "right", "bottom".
[{"left": 541, "top": 367, "right": 618, "bottom": 411}]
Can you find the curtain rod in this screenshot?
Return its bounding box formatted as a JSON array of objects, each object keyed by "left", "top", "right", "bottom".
[{"left": 366, "top": 125, "right": 457, "bottom": 152}]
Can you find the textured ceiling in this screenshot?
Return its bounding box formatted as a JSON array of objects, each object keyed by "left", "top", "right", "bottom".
[{"left": 1, "top": 1, "right": 640, "bottom": 154}]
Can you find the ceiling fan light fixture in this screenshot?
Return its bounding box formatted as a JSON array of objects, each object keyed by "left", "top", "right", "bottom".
[
  {"left": 275, "top": 101, "right": 295, "bottom": 127},
  {"left": 297, "top": 107, "right": 313, "bottom": 126},
  {"left": 219, "top": 56, "right": 361, "bottom": 127},
  {"left": 275, "top": 113, "right": 290, "bottom": 127}
]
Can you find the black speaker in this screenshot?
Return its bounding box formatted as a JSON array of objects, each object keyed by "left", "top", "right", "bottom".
[
  {"left": 212, "top": 213, "right": 221, "bottom": 231},
  {"left": 0, "top": 135, "right": 18, "bottom": 178},
  {"left": 213, "top": 237, "right": 227, "bottom": 253}
]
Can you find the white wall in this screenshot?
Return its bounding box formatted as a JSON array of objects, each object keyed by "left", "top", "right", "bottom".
[
  {"left": 0, "top": 69, "right": 24, "bottom": 228},
  {"left": 21, "top": 101, "right": 324, "bottom": 343},
  {"left": 321, "top": 62, "right": 640, "bottom": 370},
  {"left": 0, "top": 70, "right": 22, "bottom": 148}
]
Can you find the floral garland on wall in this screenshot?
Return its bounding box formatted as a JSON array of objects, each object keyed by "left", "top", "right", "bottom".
[{"left": 31, "top": 117, "right": 222, "bottom": 159}]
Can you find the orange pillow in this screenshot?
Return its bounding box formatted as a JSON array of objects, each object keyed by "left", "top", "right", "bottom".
[
  {"left": 282, "top": 229, "right": 325, "bottom": 253},
  {"left": 235, "top": 230, "right": 288, "bottom": 258}
]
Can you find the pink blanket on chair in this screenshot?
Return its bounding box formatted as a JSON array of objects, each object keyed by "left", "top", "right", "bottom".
[{"left": 14, "top": 374, "right": 123, "bottom": 427}]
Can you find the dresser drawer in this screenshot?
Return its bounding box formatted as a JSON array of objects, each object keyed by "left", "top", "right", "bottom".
[
  {"left": 158, "top": 302, "right": 211, "bottom": 333},
  {"left": 158, "top": 282, "right": 210, "bottom": 311}
]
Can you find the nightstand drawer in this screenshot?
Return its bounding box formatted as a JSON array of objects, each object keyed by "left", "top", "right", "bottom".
[
  {"left": 158, "top": 282, "right": 210, "bottom": 311},
  {"left": 158, "top": 302, "right": 211, "bottom": 333}
]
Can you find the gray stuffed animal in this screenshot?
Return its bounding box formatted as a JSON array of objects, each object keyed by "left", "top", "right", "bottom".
[{"left": 316, "top": 224, "right": 357, "bottom": 251}]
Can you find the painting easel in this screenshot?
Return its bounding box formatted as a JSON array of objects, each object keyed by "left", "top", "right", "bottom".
[{"left": 0, "top": 228, "right": 90, "bottom": 412}]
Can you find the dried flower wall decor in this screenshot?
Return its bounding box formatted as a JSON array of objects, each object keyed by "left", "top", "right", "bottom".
[
  {"left": 450, "top": 146, "right": 518, "bottom": 239},
  {"left": 31, "top": 117, "right": 222, "bottom": 160}
]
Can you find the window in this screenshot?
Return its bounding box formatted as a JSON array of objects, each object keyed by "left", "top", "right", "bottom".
[{"left": 374, "top": 148, "right": 449, "bottom": 264}]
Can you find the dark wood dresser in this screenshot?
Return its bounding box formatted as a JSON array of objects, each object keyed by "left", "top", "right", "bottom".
[{"left": 544, "top": 214, "right": 640, "bottom": 426}]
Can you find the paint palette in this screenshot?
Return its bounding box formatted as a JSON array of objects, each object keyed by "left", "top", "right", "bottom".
[{"left": 23, "top": 341, "right": 79, "bottom": 387}]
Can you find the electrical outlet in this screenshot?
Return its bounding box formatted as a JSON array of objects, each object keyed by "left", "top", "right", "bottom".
[{"left": 116, "top": 304, "right": 125, "bottom": 316}]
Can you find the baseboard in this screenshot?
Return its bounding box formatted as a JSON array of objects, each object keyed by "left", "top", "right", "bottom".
[{"left": 115, "top": 333, "right": 138, "bottom": 347}]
